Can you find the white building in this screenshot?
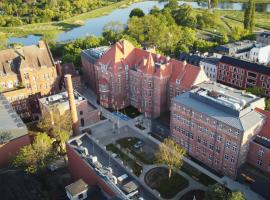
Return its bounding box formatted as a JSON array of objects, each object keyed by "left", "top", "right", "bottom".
[
  {"left": 249, "top": 44, "right": 270, "bottom": 65},
  {"left": 199, "top": 54, "right": 221, "bottom": 81}
]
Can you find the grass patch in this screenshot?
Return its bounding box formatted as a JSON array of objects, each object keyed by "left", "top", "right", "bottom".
[
  {"left": 181, "top": 162, "right": 216, "bottom": 186},
  {"left": 145, "top": 167, "right": 189, "bottom": 199},
  {"left": 118, "top": 105, "right": 141, "bottom": 119},
  {"left": 116, "top": 137, "right": 155, "bottom": 165},
  {"left": 180, "top": 190, "right": 205, "bottom": 200},
  {"left": 106, "top": 143, "right": 143, "bottom": 176},
  {"left": 0, "top": 0, "right": 143, "bottom": 39}
]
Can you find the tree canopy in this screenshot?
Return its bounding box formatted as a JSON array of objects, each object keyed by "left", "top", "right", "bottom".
[
  {"left": 244, "top": 0, "right": 255, "bottom": 33},
  {"left": 0, "top": 0, "right": 115, "bottom": 26},
  {"left": 13, "top": 133, "right": 56, "bottom": 174},
  {"left": 129, "top": 8, "right": 145, "bottom": 18},
  {"left": 204, "top": 184, "right": 245, "bottom": 200},
  {"left": 156, "top": 138, "right": 186, "bottom": 178}
]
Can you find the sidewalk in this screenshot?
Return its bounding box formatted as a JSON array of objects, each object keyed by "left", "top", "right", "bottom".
[{"left": 82, "top": 86, "right": 265, "bottom": 200}]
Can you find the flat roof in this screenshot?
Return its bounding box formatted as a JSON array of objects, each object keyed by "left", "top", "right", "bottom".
[
  {"left": 0, "top": 94, "right": 27, "bottom": 141},
  {"left": 173, "top": 82, "right": 265, "bottom": 131},
  {"left": 65, "top": 179, "right": 88, "bottom": 196},
  {"left": 68, "top": 134, "right": 158, "bottom": 200}
]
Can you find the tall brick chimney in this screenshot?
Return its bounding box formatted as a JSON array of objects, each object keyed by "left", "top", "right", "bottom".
[{"left": 65, "top": 74, "right": 80, "bottom": 136}]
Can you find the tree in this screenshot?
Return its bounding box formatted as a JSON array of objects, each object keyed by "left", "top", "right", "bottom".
[
  {"left": 244, "top": 0, "right": 255, "bottom": 33},
  {"left": 246, "top": 86, "right": 265, "bottom": 96},
  {"left": 102, "top": 21, "right": 124, "bottom": 43},
  {"left": 228, "top": 191, "right": 245, "bottom": 200},
  {"left": 38, "top": 107, "right": 72, "bottom": 134},
  {"left": 13, "top": 133, "right": 56, "bottom": 174},
  {"left": 164, "top": 0, "right": 179, "bottom": 11},
  {"left": 52, "top": 129, "right": 70, "bottom": 155},
  {"left": 209, "top": 0, "right": 218, "bottom": 9},
  {"left": 231, "top": 26, "right": 248, "bottom": 41},
  {"left": 204, "top": 184, "right": 228, "bottom": 200},
  {"left": 129, "top": 8, "right": 145, "bottom": 18},
  {"left": 156, "top": 138, "right": 186, "bottom": 179},
  {"left": 172, "top": 4, "right": 197, "bottom": 28}
]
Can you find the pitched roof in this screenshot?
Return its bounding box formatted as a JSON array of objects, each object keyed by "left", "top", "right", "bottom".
[
  {"left": 0, "top": 41, "right": 54, "bottom": 76},
  {"left": 219, "top": 56, "right": 270, "bottom": 75}
]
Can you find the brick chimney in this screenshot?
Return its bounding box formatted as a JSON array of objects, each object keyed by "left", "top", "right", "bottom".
[{"left": 65, "top": 74, "right": 80, "bottom": 136}]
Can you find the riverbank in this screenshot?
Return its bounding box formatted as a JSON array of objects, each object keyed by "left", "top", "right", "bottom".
[
  {"left": 1, "top": 0, "right": 270, "bottom": 48},
  {"left": 0, "top": 0, "right": 143, "bottom": 43}
]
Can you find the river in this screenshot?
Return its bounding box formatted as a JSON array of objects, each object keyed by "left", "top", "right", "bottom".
[{"left": 7, "top": 1, "right": 270, "bottom": 45}]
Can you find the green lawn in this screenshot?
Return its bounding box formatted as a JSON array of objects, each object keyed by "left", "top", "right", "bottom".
[
  {"left": 106, "top": 143, "right": 143, "bottom": 176},
  {"left": 118, "top": 106, "right": 141, "bottom": 119},
  {"left": 145, "top": 167, "right": 189, "bottom": 199},
  {"left": 181, "top": 162, "right": 216, "bottom": 186},
  {"left": 116, "top": 137, "right": 155, "bottom": 165},
  {"left": 0, "top": 0, "right": 142, "bottom": 39},
  {"left": 180, "top": 190, "right": 205, "bottom": 200}
]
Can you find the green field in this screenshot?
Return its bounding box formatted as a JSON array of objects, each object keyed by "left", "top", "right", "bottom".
[{"left": 0, "top": 0, "right": 142, "bottom": 42}]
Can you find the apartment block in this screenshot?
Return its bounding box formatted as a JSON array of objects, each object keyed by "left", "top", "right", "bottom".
[
  {"left": 217, "top": 56, "right": 270, "bottom": 96},
  {"left": 0, "top": 41, "right": 59, "bottom": 121},
  {"left": 170, "top": 82, "right": 266, "bottom": 178},
  {"left": 0, "top": 94, "right": 30, "bottom": 167},
  {"left": 256, "top": 32, "right": 270, "bottom": 45},
  {"left": 82, "top": 40, "right": 208, "bottom": 118},
  {"left": 39, "top": 91, "right": 100, "bottom": 129}
]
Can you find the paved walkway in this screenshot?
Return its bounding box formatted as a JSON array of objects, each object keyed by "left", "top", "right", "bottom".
[
  {"left": 140, "top": 164, "right": 207, "bottom": 200},
  {"left": 82, "top": 86, "right": 265, "bottom": 200}
]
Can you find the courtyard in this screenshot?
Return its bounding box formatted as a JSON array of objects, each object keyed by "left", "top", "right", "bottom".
[{"left": 88, "top": 121, "right": 215, "bottom": 199}]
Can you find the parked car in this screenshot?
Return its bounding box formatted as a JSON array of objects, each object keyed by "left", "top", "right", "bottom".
[{"left": 134, "top": 140, "right": 144, "bottom": 149}]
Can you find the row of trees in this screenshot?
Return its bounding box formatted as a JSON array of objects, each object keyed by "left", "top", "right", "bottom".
[
  {"left": 244, "top": 0, "right": 255, "bottom": 33},
  {"left": 0, "top": 0, "right": 117, "bottom": 26}
]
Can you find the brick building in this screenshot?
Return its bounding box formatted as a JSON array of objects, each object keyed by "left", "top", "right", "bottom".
[
  {"left": 0, "top": 41, "right": 59, "bottom": 121},
  {"left": 56, "top": 62, "right": 82, "bottom": 93},
  {"left": 0, "top": 94, "right": 30, "bottom": 167},
  {"left": 217, "top": 56, "right": 270, "bottom": 96},
  {"left": 247, "top": 108, "right": 270, "bottom": 174},
  {"left": 170, "top": 82, "right": 266, "bottom": 178},
  {"left": 82, "top": 40, "right": 208, "bottom": 118},
  {"left": 39, "top": 91, "right": 100, "bottom": 129}
]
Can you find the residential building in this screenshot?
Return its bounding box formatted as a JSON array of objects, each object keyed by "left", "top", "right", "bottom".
[
  {"left": 199, "top": 55, "right": 221, "bottom": 82},
  {"left": 215, "top": 40, "right": 270, "bottom": 65},
  {"left": 82, "top": 40, "right": 208, "bottom": 118},
  {"left": 256, "top": 32, "right": 270, "bottom": 45},
  {"left": 170, "top": 82, "right": 266, "bottom": 178},
  {"left": 247, "top": 108, "right": 270, "bottom": 174},
  {"left": 0, "top": 41, "right": 59, "bottom": 121},
  {"left": 39, "top": 91, "right": 100, "bottom": 130},
  {"left": 0, "top": 93, "right": 30, "bottom": 167},
  {"left": 217, "top": 56, "right": 270, "bottom": 96}
]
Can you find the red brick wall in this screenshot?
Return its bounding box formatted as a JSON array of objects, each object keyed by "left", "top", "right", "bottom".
[
  {"left": 247, "top": 141, "right": 270, "bottom": 174},
  {"left": 66, "top": 144, "right": 116, "bottom": 197},
  {"left": 0, "top": 135, "right": 31, "bottom": 167}
]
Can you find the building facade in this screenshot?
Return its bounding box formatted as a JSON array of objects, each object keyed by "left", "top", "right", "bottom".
[
  {"left": 217, "top": 56, "right": 270, "bottom": 96},
  {"left": 39, "top": 91, "right": 100, "bottom": 129},
  {"left": 170, "top": 82, "right": 266, "bottom": 178},
  {"left": 0, "top": 94, "right": 30, "bottom": 167},
  {"left": 256, "top": 32, "right": 270, "bottom": 45},
  {"left": 82, "top": 40, "right": 208, "bottom": 118},
  {"left": 0, "top": 41, "right": 59, "bottom": 121}
]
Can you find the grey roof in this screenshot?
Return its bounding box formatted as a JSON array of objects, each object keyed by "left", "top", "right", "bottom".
[
  {"left": 65, "top": 179, "right": 88, "bottom": 196},
  {"left": 0, "top": 94, "right": 27, "bottom": 143},
  {"left": 173, "top": 92, "right": 265, "bottom": 131}
]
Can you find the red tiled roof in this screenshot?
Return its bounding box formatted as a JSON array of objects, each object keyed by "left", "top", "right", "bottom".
[{"left": 256, "top": 108, "right": 270, "bottom": 138}]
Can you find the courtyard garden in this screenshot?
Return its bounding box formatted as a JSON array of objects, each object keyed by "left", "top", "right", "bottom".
[
  {"left": 145, "top": 167, "right": 189, "bottom": 199},
  {"left": 181, "top": 162, "right": 216, "bottom": 186},
  {"left": 106, "top": 143, "right": 143, "bottom": 176},
  {"left": 118, "top": 106, "right": 141, "bottom": 119},
  {"left": 116, "top": 137, "right": 155, "bottom": 165},
  {"left": 180, "top": 190, "right": 205, "bottom": 200}
]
